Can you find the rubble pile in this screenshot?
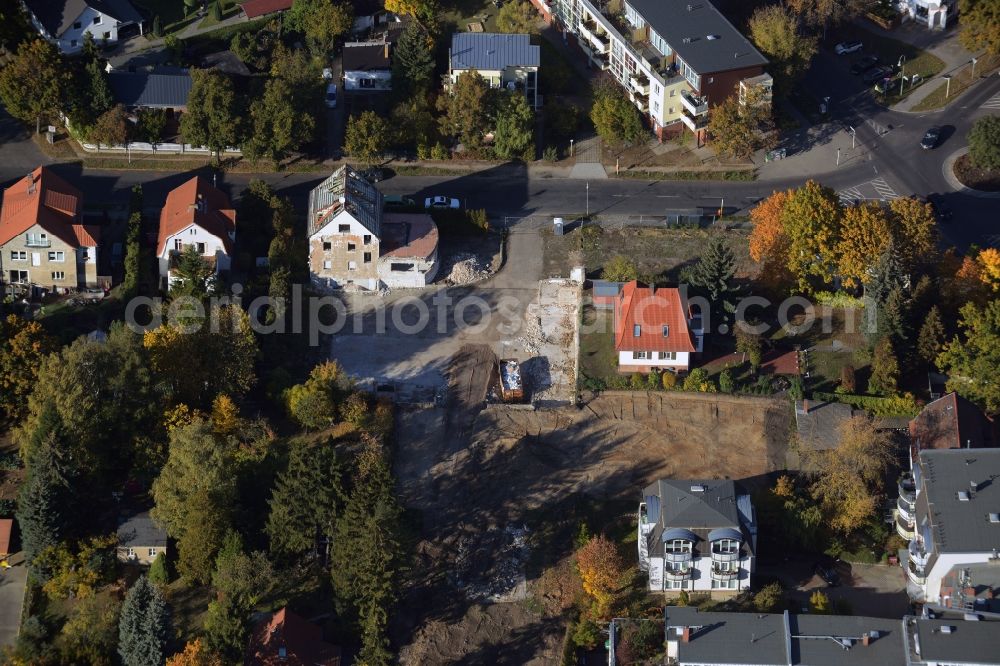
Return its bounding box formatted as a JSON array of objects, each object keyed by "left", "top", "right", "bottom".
[
  {"left": 450, "top": 524, "right": 530, "bottom": 601},
  {"left": 443, "top": 254, "right": 492, "bottom": 285}
]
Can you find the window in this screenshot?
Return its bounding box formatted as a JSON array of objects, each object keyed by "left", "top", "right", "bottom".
[
  {"left": 323, "top": 260, "right": 332, "bottom": 269},
  {"left": 26, "top": 232, "right": 48, "bottom": 246},
  {"left": 669, "top": 107, "right": 674, "bottom": 114},
  {"left": 196, "top": 242, "right": 205, "bottom": 254},
  {"left": 338, "top": 224, "right": 351, "bottom": 233},
  {"left": 665, "top": 539, "right": 691, "bottom": 554},
  {"left": 323, "top": 241, "right": 332, "bottom": 251},
  {"left": 714, "top": 538, "right": 740, "bottom": 554},
  {"left": 51, "top": 271, "right": 65, "bottom": 281},
  {"left": 677, "top": 57, "right": 700, "bottom": 89},
  {"left": 93, "top": 16, "right": 102, "bottom": 24},
  {"left": 48, "top": 251, "right": 64, "bottom": 262},
  {"left": 658, "top": 351, "right": 676, "bottom": 360},
  {"left": 127, "top": 547, "right": 135, "bottom": 558},
  {"left": 624, "top": 3, "right": 645, "bottom": 29},
  {"left": 360, "top": 78, "right": 375, "bottom": 88},
  {"left": 632, "top": 351, "right": 649, "bottom": 360},
  {"left": 10, "top": 251, "right": 26, "bottom": 261},
  {"left": 363, "top": 234, "right": 372, "bottom": 245},
  {"left": 670, "top": 89, "right": 676, "bottom": 97},
  {"left": 189, "top": 228, "right": 196, "bottom": 235},
  {"left": 708, "top": 77, "right": 714, "bottom": 84},
  {"left": 347, "top": 242, "right": 356, "bottom": 251},
  {"left": 70, "top": 39, "right": 78, "bottom": 47},
  {"left": 633, "top": 324, "right": 641, "bottom": 337},
  {"left": 650, "top": 28, "right": 671, "bottom": 57},
  {"left": 148, "top": 548, "right": 157, "bottom": 557},
  {"left": 652, "top": 101, "right": 660, "bottom": 113},
  {"left": 348, "top": 261, "right": 357, "bottom": 270},
  {"left": 102, "top": 31, "right": 110, "bottom": 40},
  {"left": 174, "top": 239, "right": 183, "bottom": 251},
  {"left": 10, "top": 270, "right": 28, "bottom": 283},
  {"left": 662, "top": 325, "right": 670, "bottom": 337},
  {"left": 363, "top": 252, "right": 372, "bottom": 263},
  {"left": 73, "top": 22, "right": 82, "bottom": 29},
  {"left": 390, "top": 262, "right": 414, "bottom": 272}
]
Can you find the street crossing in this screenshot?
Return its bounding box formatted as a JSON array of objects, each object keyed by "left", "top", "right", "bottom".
[
  {"left": 837, "top": 177, "right": 899, "bottom": 205},
  {"left": 982, "top": 92, "right": 1000, "bottom": 110}
]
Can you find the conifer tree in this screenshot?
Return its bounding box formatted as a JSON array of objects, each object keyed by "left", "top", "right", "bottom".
[{"left": 118, "top": 576, "right": 171, "bottom": 666}]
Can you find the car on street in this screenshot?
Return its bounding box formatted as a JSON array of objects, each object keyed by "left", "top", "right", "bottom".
[
  {"left": 424, "top": 196, "right": 460, "bottom": 209},
  {"left": 926, "top": 194, "right": 953, "bottom": 223},
  {"left": 384, "top": 195, "right": 416, "bottom": 208},
  {"left": 322, "top": 67, "right": 333, "bottom": 80},
  {"left": 851, "top": 55, "right": 879, "bottom": 75},
  {"left": 814, "top": 559, "right": 842, "bottom": 587},
  {"left": 863, "top": 65, "right": 894, "bottom": 85},
  {"left": 873, "top": 77, "right": 898, "bottom": 94},
  {"left": 835, "top": 40, "right": 863, "bottom": 55},
  {"left": 362, "top": 168, "right": 384, "bottom": 182},
  {"left": 921, "top": 126, "right": 942, "bottom": 149},
  {"left": 324, "top": 83, "right": 338, "bottom": 108}
]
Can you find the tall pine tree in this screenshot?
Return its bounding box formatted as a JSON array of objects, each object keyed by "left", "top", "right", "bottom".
[
  {"left": 392, "top": 21, "right": 435, "bottom": 96},
  {"left": 687, "top": 236, "right": 741, "bottom": 325},
  {"left": 118, "top": 576, "right": 171, "bottom": 666}
]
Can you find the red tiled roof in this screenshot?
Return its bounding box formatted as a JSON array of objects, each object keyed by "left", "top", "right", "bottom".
[
  {"left": 909, "top": 392, "right": 997, "bottom": 453},
  {"left": 240, "top": 0, "right": 293, "bottom": 18},
  {"left": 156, "top": 176, "right": 235, "bottom": 256},
  {"left": 0, "top": 167, "right": 94, "bottom": 248},
  {"left": 379, "top": 213, "right": 439, "bottom": 260},
  {"left": 245, "top": 607, "right": 341, "bottom": 666},
  {"left": 614, "top": 281, "right": 696, "bottom": 353}
]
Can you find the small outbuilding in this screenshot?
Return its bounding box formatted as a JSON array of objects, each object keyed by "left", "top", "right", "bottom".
[{"left": 117, "top": 511, "right": 167, "bottom": 565}]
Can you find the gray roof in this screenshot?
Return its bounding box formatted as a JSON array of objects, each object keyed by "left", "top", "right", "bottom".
[
  {"left": 117, "top": 511, "right": 167, "bottom": 548},
  {"left": 108, "top": 70, "right": 193, "bottom": 108},
  {"left": 450, "top": 33, "right": 540, "bottom": 72},
  {"left": 592, "top": 280, "right": 624, "bottom": 297},
  {"left": 24, "top": 0, "right": 142, "bottom": 38},
  {"left": 795, "top": 400, "right": 857, "bottom": 451},
  {"left": 308, "top": 166, "right": 383, "bottom": 238},
  {"left": 916, "top": 449, "right": 1000, "bottom": 554},
  {"left": 625, "top": 0, "right": 767, "bottom": 76},
  {"left": 642, "top": 479, "right": 754, "bottom": 558},
  {"left": 911, "top": 616, "right": 1000, "bottom": 665},
  {"left": 343, "top": 42, "right": 391, "bottom": 71},
  {"left": 664, "top": 607, "right": 905, "bottom": 666}
]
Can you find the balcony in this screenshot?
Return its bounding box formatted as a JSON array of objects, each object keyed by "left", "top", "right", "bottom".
[
  {"left": 630, "top": 72, "right": 650, "bottom": 95},
  {"left": 680, "top": 89, "right": 709, "bottom": 116},
  {"left": 895, "top": 512, "right": 915, "bottom": 541},
  {"left": 664, "top": 550, "right": 692, "bottom": 564},
  {"left": 711, "top": 565, "right": 739, "bottom": 581},
  {"left": 898, "top": 473, "right": 916, "bottom": 505},
  {"left": 711, "top": 550, "right": 740, "bottom": 563},
  {"left": 25, "top": 238, "right": 51, "bottom": 248},
  {"left": 907, "top": 557, "right": 927, "bottom": 585},
  {"left": 679, "top": 112, "right": 709, "bottom": 132},
  {"left": 665, "top": 567, "right": 693, "bottom": 580}
]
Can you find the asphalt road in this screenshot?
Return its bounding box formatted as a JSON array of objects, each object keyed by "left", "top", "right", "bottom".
[{"left": 2, "top": 70, "right": 999, "bottom": 250}]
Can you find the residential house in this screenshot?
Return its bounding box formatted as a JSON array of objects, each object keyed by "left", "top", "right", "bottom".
[
  {"left": 448, "top": 33, "right": 541, "bottom": 109},
  {"left": 590, "top": 279, "right": 624, "bottom": 309},
  {"left": 541, "top": 0, "right": 769, "bottom": 141},
  {"left": 895, "top": 393, "right": 997, "bottom": 541},
  {"left": 613, "top": 281, "right": 703, "bottom": 373},
  {"left": 0, "top": 167, "right": 100, "bottom": 294},
  {"left": 610, "top": 606, "right": 1000, "bottom": 666},
  {"left": 794, "top": 399, "right": 858, "bottom": 452},
  {"left": 116, "top": 511, "right": 167, "bottom": 565},
  {"left": 108, "top": 68, "right": 193, "bottom": 114},
  {"left": 638, "top": 479, "right": 756, "bottom": 597},
  {"left": 156, "top": 176, "right": 236, "bottom": 290},
  {"left": 239, "top": 0, "right": 292, "bottom": 19},
  {"left": 898, "top": 0, "right": 951, "bottom": 29},
  {"left": 899, "top": 448, "right": 1000, "bottom": 606},
  {"left": 21, "top": 0, "right": 143, "bottom": 53},
  {"left": 308, "top": 166, "right": 439, "bottom": 291},
  {"left": 245, "top": 607, "right": 341, "bottom": 665},
  {"left": 343, "top": 40, "right": 392, "bottom": 92},
  {"left": 351, "top": 0, "right": 398, "bottom": 36}
]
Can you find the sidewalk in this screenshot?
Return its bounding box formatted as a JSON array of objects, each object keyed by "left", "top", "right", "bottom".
[
  {"left": 755, "top": 103, "right": 868, "bottom": 181},
  {"left": 108, "top": 11, "right": 249, "bottom": 68}
]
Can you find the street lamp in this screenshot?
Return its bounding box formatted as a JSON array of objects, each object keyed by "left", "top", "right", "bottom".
[
  {"left": 971, "top": 57, "right": 979, "bottom": 80},
  {"left": 570, "top": 138, "right": 574, "bottom": 156},
  {"left": 836, "top": 147, "right": 841, "bottom": 166},
  {"left": 847, "top": 125, "right": 856, "bottom": 149},
  {"left": 898, "top": 55, "right": 906, "bottom": 96},
  {"left": 943, "top": 74, "right": 952, "bottom": 98},
  {"left": 586, "top": 181, "right": 589, "bottom": 217}
]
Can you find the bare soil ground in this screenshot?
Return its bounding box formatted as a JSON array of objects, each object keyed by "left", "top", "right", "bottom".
[{"left": 394, "top": 388, "right": 793, "bottom": 664}]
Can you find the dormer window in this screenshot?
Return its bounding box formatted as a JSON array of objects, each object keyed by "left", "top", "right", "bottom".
[
  {"left": 633, "top": 324, "right": 641, "bottom": 337},
  {"left": 662, "top": 325, "right": 670, "bottom": 337}
]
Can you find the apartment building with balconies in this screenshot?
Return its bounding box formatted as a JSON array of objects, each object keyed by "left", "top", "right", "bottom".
[
  {"left": 901, "top": 449, "right": 1000, "bottom": 606},
  {"left": 547, "top": 0, "right": 767, "bottom": 141},
  {"left": 638, "top": 479, "right": 756, "bottom": 598}
]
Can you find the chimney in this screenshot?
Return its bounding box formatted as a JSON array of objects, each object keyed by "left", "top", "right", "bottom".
[
  {"left": 682, "top": 627, "right": 691, "bottom": 643},
  {"left": 802, "top": 399, "right": 809, "bottom": 413},
  {"left": 385, "top": 42, "right": 390, "bottom": 59},
  {"left": 862, "top": 633, "right": 870, "bottom": 646}
]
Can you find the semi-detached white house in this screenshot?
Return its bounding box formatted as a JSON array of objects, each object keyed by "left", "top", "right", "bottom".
[
  {"left": 21, "top": 0, "right": 143, "bottom": 54},
  {"left": 156, "top": 176, "right": 236, "bottom": 290}
]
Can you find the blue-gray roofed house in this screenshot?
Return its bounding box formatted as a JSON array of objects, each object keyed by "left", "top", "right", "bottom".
[
  {"left": 448, "top": 33, "right": 541, "bottom": 109},
  {"left": 108, "top": 69, "right": 193, "bottom": 111},
  {"left": 117, "top": 511, "right": 168, "bottom": 566}
]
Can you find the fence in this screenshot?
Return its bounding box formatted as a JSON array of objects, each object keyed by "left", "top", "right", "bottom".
[
  {"left": 79, "top": 141, "right": 242, "bottom": 156},
  {"left": 502, "top": 213, "right": 751, "bottom": 231}
]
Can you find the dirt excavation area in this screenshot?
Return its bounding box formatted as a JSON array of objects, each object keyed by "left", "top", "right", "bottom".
[{"left": 394, "top": 390, "right": 793, "bottom": 664}]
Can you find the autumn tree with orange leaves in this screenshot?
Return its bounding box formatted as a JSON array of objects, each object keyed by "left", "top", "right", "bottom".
[
  {"left": 887, "top": 197, "right": 939, "bottom": 272},
  {"left": 576, "top": 535, "right": 626, "bottom": 618},
  {"left": 781, "top": 180, "right": 842, "bottom": 291},
  {"left": 166, "top": 639, "right": 223, "bottom": 666},
  {"left": 837, "top": 202, "right": 890, "bottom": 288},
  {"left": 748, "top": 189, "right": 793, "bottom": 289}
]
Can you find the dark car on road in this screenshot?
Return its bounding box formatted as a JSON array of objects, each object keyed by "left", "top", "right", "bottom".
[
  {"left": 927, "top": 194, "right": 953, "bottom": 223},
  {"left": 863, "top": 65, "right": 894, "bottom": 85},
  {"left": 921, "top": 126, "right": 942, "bottom": 149},
  {"left": 814, "top": 559, "right": 842, "bottom": 586},
  {"left": 851, "top": 55, "right": 879, "bottom": 75}
]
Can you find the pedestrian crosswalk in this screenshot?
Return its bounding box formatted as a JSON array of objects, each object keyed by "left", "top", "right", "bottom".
[
  {"left": 836, "top": 178, "right": 899, "bottom": 205},
  {"left": 982, "top": 93, "right": 1000, "bottom": 110}
]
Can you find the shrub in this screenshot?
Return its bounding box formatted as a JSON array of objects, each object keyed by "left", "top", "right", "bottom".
[
  {"left": 431, "top": 142, "right": 450, "bottom": 160},
  {"left": 340, "top": 392, "right": 369, "bottom": 427},
  {"left": 630, "top": 372, "right": 645, "bottom": 390},
  {"left": 677, "top": 589, "right": 690, "bottom": 607},
  {"left": 417, "top": 142, "right": 431, "bottom": 160},
  {"left": 968, "top": 115, "right": 1000, "bottom": 171},
  {"left": 840, "top": 365, "right": 856, "bottom": 393},
  {"left": 811, "top": 391, "right": 920, "bottom": 417},
  {"left": 468, "top": 208, "right": 490, "bottom": 232},
  {"left": 661, "top": 371, "right": 677, "bottom": 390},
  {"left": 148, "top": 552, "right": 171, "bottom": 585},
  {"left": 603, "top": 255, "right": 638, "bottom": 282},
  {"left": 809, "top": 590, "right": 831, "bottom": 614},
  {"left": 718, "top": 368, "right": 734, "bottom": 393},
  {"left": 646, "top": 369, "right": 661, "bottom": 390},
  {"left": 543, "top": 145, "right": 559, "bottom": 162},
  {"left": 683, "top": 368, "right": 715, "bottom": 392},
  {"left": 789, "top": 375, "right": 804, "bottom": 400},
  {"left": 753, "top": 581, "right": 783, "bottom": 612},
  {"left": 580, "top": 224, "right": 603, "bottom": 251},
  {"left": 572, "top": 617, "right": 601, "bottom": 649}
]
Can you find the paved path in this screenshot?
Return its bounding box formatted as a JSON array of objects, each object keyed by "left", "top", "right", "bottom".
[
  {"left": 879, "top": 21, "right": 977, "bottom": 113},
  {"left": 0, "top": 558, "right": 27, "bottom": 648},
  {"left": 108, "top": 10, "right": 248, "bottom": 68}
]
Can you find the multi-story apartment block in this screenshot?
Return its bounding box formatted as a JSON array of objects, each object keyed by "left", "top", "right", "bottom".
[
  {"left": 638, "top": 479, "right": 756, "bottom": 598},
  {"left": 0, "top": 167, "right": 100, "bottom": 294},
  {"left": 547, "top": 0, "right": 770, "bottom": 141},
  {"left": 900, "top": 448, "right": 1000, "bottom": 608}
]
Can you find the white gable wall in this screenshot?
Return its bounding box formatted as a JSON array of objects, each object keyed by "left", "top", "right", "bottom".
[
  {"left": 31, "top": 6, "right": 127, "bottom": 53},
  {"left": 158, "top": 223, "right": 231, "bottom": 280}
]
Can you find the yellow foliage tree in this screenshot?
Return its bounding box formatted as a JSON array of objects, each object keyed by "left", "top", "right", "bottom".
[
  {"left": 809, "top": 589, "right": 831, "bottom": 614},
  {"left": 887, "top": 197, "right": 938, "bottom": 271},
  {"left": 773, "top": 474, "right": 796, "bottom": 498},
  {"left": 163, "top": 403, "right": 201, "bottom": 433},
  {"left": 166, "top": 639, "right": 224, "bottom": 666},
  {"left": 977, "top": 248, "right": 1000, "bottom": 291},
  {"left": 36, "top": 534, "right": 117, "bottom": 599},
  {"left": 781, "top": 180, "right": 842, "bottom": 291},
  {"left": 837, "top": 202, "right": 890, "bottom": 287},
  {"left": 211, "top": 394, "right": 239, "bottom": 435},
  {"left": 576, "top": 535, "right": 626, "bottom": 618},
  {"left": 749, "top": 189, "right": 791, "bottom": 265}
]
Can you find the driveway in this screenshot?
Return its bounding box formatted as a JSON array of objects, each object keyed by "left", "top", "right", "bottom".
[
  {"left": 758, "top": 557, "right": 911, "bottom": 618},
  {"left": 0, "top": 557, "right": 27, "bottom": 647}
]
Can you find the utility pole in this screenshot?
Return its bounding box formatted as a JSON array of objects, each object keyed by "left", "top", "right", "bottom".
[
  {"left": 971, "top": 57, "right": 979, "bottom": 80},
  {"left": 898, "top": 55, "right": 906, "bottom": 97},
  {"left": 836, "top": 147, "right": 841, "bottom": 166},
  {"left": 847, "top": 126, "right": 856, "bottom": 149},
  {"left": 586, "top": 182, "right": 589, "bottom": 217},
  {"left": 944, "top": 74, "right": 952, "bottom": 98}
]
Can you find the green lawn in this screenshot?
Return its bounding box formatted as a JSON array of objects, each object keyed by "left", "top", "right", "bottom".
[
  {"left": 132, "top": 0, "right": 200, "bottom": 34},
  {"left": 579, "top": 305, "right": 618, "bottom": 381},
  {"left": 198, "top": 0, "right": 242, "bottom": 29},
  {"left": 849, "top": 27, "right": 945, "bottom": 105},
  {"left": 912, "top": 53, "right": 1000, "bottom": 112}
]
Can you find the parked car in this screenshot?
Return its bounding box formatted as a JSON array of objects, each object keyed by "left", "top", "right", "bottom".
[
  {"left": 850, "top": 55, "right": 879, "bottom": 75},
  {"left": 424, "top": 196, "right": 460, "bottom": 209},
  {"left": 814, "top": 559, "right": 842, "bottom": 587},
  {"left": 383, "top": 195, "right": 416, "bottom": 208},
  {"left": 873, "top": 77, "right": 898, "bottom": 94},
  {"left": 927, "top": 194, "right": 953, "bottom": 223},
  {"left": 863, "top": 65, "right": 894, "bottom": 85},
  {"left": 322, "top": 67, "right": 333, "bottom": 80},
  {"left": 835, "top": 40, "right": 863, "bottom": 55},
  {"left": 324, "top": 83, "right": 338, "bottom": 108},
  {"left": 921, "top": 126, "right": 942, "bottom": 149},
  {"left": 362, "top": 168, "right": 384, "bottom": 182}
]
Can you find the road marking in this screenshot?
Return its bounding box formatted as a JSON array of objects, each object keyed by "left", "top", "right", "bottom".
[
  {"left": 871, "top": 177, "right": 898, "bottom": 200},
  {"left": 982, "top": 93, "right": 1000, "bottom": 109},
  {"left": 985, "top": 235, "right": 1000, "bottom": 248},
  {"left": 656, "top": 195, "right": 680, "bottom": 198},
  {"left": 838, "top": 186, "right": 864, "bottom": 205}
]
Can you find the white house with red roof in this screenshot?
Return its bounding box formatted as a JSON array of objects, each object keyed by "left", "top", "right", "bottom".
[
  {"left": 156, "top": 176, "right": 236, "bottom": 289},
  {"left": 0, "top": 167, "right": 101, "bottom": 293},
  {"left": 614, "top": 281, "right": 703, "bottom": 373}
]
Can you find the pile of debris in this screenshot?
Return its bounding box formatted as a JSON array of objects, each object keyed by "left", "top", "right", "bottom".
[
  {"left": 450, "top": 524, "right": 530, "bottom": 601},
  {"left": 443, "top": 253, "right": 492, "bottom": 285}
]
